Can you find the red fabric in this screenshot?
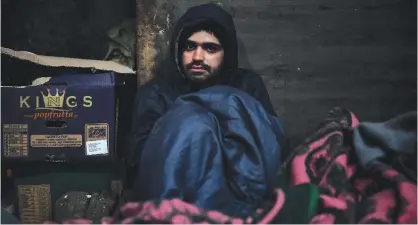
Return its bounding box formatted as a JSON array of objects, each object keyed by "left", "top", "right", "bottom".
[
  {"left": 45, "top": 108, "right": 417, "bottom": 224},
  {"left": 289, "top": 108, "right": 416, "bottom": 224}
]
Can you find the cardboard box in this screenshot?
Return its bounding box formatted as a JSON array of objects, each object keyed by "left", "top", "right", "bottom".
[
  {"left": 10, "top": 162, "right": 124, "bottom": 223},
  {"left": 1, "top": 47, "right": 137, "bottom": 163}
]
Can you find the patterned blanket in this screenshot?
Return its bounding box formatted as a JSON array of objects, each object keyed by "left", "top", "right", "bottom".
[{"left": 45, "top": 108, "right": 417, "bottom": 224}]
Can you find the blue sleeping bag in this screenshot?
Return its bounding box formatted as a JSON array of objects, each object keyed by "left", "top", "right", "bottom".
[{"left": 135, "top": 85, "right": 285, "bottom": 217}]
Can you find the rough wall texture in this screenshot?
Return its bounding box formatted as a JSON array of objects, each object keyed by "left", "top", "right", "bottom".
[
  {"left": 145, "top": 0, "right": 417, "bottom": 147},
  {"left": 2, "top": 0, "right": 417, "bottom": 148},
  {"left": 235, "top": 0, "right": 417, "bottom": 146},
  {"left": 1, "top": 0, "right": 135, "bottom": 59},
  {"left": 135, "top": 0, "right": 175, "bottom": 85}
]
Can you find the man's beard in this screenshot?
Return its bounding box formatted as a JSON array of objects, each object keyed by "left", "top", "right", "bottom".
[{"left": 184, "top": 61, "right": 222, "bottom": 83}]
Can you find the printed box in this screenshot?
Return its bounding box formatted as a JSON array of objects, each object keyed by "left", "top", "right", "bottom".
[{"left": 1, "top": 47, "right": 137, "bottom": 163}]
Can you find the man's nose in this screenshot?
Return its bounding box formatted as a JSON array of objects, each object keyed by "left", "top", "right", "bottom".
[{"left": 192, "top": 47, "right": 204, "bottom": 61}]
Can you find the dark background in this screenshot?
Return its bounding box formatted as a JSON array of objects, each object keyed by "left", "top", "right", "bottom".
[{"left": 2, "top": 0, "right": 417, "bottom": 148}]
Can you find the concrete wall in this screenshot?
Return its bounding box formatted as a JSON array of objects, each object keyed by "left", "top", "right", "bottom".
[
  {"left": 144, "top": 0, "right": 417, "bottom": 149},
  {"left": 234, "top": 0, "right": 417, "bottom": 146},
  {"left": 3, "top": 0, "right": 417, "bottom": 149}
]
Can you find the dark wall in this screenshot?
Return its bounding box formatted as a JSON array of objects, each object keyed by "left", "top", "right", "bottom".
[
  {"left": 154, "top": 0, "right": 417, "bottom": 147},
  {"left": 1, "top": 0, "right": 135, "bottom": 59},
  {"left": 232, "top": 0, "right": 417, "bottom": 145},
  {"left": 2, "top": 0, "right": 417, "bottom": 148}
]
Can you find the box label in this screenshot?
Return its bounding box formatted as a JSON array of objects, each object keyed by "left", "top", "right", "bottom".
[
  {"left": 18, "top": 184, "right": 52, "bottom": 224},
  {"left": 86, "top": 140, "right": 108, "bottom": 156},
  {"left": 85, "top": 123, "right": 109, "bottom": 156},
  {"left": 30, "top": 134, "right": 82, "bottom": 148},
  {"left": 19, "top": 87, "right": 93, "bottom": 120},
  {"left": 2, "top": 124, "right": 29, "bottom": 157}
]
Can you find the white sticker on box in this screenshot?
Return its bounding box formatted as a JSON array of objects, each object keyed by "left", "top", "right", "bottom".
[{"left": 86, "top": 140, "right": 108, "bottom": 156}]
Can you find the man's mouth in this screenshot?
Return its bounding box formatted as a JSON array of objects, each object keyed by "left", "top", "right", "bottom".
[{"left": 189, "top": 67, "right": 207, "bottom": 73}]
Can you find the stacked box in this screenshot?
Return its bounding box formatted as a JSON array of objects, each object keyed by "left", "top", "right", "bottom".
[{"left": 1, "top": 47, "right": 137, "bottom": 223}]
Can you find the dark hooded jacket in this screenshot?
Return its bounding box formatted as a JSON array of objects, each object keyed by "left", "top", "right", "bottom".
[{"left": 125, "top": 3, "right": 275, "bottom": 185}]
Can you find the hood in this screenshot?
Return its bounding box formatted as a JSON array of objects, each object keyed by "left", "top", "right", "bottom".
[{"left": 170, "top": 3, "right": 238, "bottom": 79}]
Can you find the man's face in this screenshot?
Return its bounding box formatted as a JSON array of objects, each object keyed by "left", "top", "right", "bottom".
[{"left": 182, "top": 31, "right": 224, "bottom": 82}]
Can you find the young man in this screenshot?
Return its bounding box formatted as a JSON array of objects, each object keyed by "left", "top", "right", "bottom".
[
  {"left": 126, "top": 4, "right": 284, "bottom": 217},
  {"left": 126, "top": 3, "right": 276, "bottom": 177}
]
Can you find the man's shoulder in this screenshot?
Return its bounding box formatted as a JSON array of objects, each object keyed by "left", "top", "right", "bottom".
[
  {"left": 135, "top": 77, "right": 178, "bottom": 106},
  {"left": 134, "top": 78, "right": 166, "bottom": 103},
  {"left": 136, "top": 79, "right": 159, "bottom": 95}
]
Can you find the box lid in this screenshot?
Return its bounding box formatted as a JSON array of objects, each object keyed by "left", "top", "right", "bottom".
[{"left": 1, "top": 47, "right": 136, "bottom": 74}]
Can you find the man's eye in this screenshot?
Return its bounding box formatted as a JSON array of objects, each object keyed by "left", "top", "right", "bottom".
[
  {"left": 185, "top": 41, "right": 197, "bottom": 51},
  {"left": 203, "top": 43, "right": 222, "bottom": 53}
]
